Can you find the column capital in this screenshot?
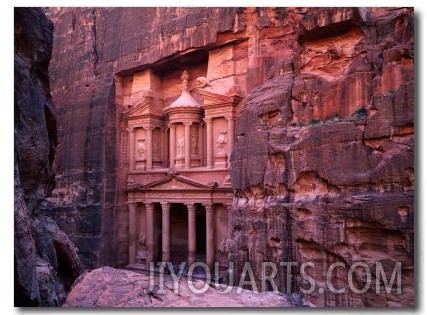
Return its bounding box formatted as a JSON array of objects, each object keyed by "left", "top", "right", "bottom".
[
  {"left": 144, "top": 125, "right": 155, "bottom": 131},
  {"left": 126, "top": 201, "right": 136, "bottom": 208},
  {"left": 183, "top": 121, "right": 193, "bottom": 127},
  {"left": 145, "top": 202, "right": 154, "bottom": 211},
  {"left": 203, "top": 117, "right": 212, "bottom": 124},
  {"left": 225, "top": 116, "right": 236, "bottom": 121},
  {"left": 127, "top": 125, "right": 136, "bottom": 132},
  {"left": 168, "top": 122, "right": 176, "bottom": 129},
  {"left": 204, "top": 203, "right": 214, "bottom": 213},
  {"left": 160, "top": 201, "right": 170, "bottom": 209},
  {"left": 185, "top": 203, "right": 196, "bottom": 211}
]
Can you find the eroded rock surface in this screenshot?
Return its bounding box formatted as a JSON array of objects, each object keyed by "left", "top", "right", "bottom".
[
  {"left": 230, "top": 7, "right": 414, "bottom": 307},
  {"left": 14, "top": 8, "right": 83, "bottom": 306},
  {"left": 64, "top": 266, "right": 303, "bottom": 307}
]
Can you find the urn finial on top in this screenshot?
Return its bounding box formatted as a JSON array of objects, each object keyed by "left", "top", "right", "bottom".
[{"left": 180, "top": 70, "right": 190, "bottom": 91}]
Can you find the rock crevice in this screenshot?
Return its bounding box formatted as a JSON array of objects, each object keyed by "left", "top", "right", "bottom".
[{"left": 14, "top": 8, "right": 83, "bottom": 306}]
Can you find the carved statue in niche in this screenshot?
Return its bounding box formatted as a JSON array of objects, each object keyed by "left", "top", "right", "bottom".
[
  {"left": 177, "top": 136, "right": 185, "bottom": 157},
  {"left": 216, "top": 130, "right": 227, "bottom": 154},
  {"left": 137, "top": 232, "right": 148, "bottom": 260},
  {"left": 136, "top": 138, "right": 146, "bottom": 159},
  {"left": 153, "top": 139, "right": 160, "bottom": 159},
  {"left": 195, "top": 76, "right": 212, "bottom": 88},
  {"left": 217, "top": 238, "right": 229, "bottom": 256},
  {"left": 141, "top": 89, "right": 154, "bottom": 99},
  {"left": 138, "top": 232, "right": 146, "bottom": 246},
  {"left": 191, "top": 135, "right": 198, "bottom": 155}
]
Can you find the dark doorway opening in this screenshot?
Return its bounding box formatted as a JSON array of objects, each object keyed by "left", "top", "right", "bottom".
[
  {"left": 154, "top": 203, "right": 162, "bottom": 263},
  {"left": 196, "top": 205, "right": 206, "bottom": 263},
  {"left": 170, "top": 203, "right": 188, "bottom": 264}
]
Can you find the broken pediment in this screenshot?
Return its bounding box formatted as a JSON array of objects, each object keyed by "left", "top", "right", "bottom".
[
  {"left": 128, "top": 97, "right": 164, "bottom": 119},
  {"left": 198, "top": 89, "right": 242, "bottom": 107},
  {"left": 141, "top": 175, "right": 216, "bottom": 191}
]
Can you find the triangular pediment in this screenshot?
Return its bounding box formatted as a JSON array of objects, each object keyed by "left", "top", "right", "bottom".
[
  {"left": 143, "top": 175, "right": 214, "bottom": 190},
  {"left": 128, "top": 98, "right": 164, "bottom": 119}
]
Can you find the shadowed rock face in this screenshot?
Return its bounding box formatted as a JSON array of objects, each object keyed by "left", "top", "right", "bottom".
[
  {"left": 14, "top": 7, "right": 83, "bottom": 306},
  {"left": 45, "top": 7, "right": 413, "bottom": 307}
]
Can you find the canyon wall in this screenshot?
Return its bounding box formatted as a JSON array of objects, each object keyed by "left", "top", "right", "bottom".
[
  {"left": 14, "top": 8, "right": 83, "bottom": 306},
  {"left": 229, "top": 8, "right": 414, "bottom": 307},
  {"left": 45, "top": 7, "right": 414, "bottom": 307}
]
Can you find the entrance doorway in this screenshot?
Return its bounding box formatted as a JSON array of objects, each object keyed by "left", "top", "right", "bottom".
[
  {"left": 170, "top": 203, "right": 188, "bottom": 264},
  {"left": 195, "top": 205, "right": 206, "bottom": 263}
]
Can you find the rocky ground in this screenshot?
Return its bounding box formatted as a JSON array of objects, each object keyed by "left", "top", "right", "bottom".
[{"left": 64, "top": 266, "right": 305, "bottom": 307}]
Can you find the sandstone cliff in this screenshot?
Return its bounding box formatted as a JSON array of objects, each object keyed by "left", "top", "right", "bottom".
[
  {"left": 229, "top": 7, "right": 414, "bottom": 307},
  {"left": 44, "top": 7, "right": 414, "bottom": 307},
  {"left": 14, "top": 8, "right": 83, "bottom": 306}
]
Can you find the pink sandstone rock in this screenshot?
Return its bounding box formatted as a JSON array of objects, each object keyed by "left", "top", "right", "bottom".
[
  {"left": 64, "top": 266, "right": 303, "bottom": 307},
  {"left": 39, "top": 7, "right": 414, "bottom": 307}
]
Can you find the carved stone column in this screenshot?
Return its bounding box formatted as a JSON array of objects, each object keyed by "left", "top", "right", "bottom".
[
  {"left": 187, "top": 203, "right": 196, "bottom": 266},
  {"left": 161, "top": 202, "right": 170, "bottom": 263},
  {"left": 205, "top": 204, "right": 215, "bottom": 269},
  {"left": 128, "top": 202, "right": 136, "bottom": 265},
  {"left": 145, "top": 203, "right": 154, "bottom": 264},
  {"left": 227, "top": 117, "right": 235, "bottom": 164},
  {"left": 161, "top": 127, "right": 167, "bottom": 168},
  {"left": 198, "top": 122, "right": 204, "bottom": 166},
  {"left": 205, "top": 118, "right": 213, "bottom": 168},
  {"left": 129, "top": 127, "right": 135, "bottom": 171},
  {"left": 226, "top": 204, "right": 232, "bottom": 239},
  {"left": 146, "top": 126, "right": 153, "bottom": 170},
  {"left": 169, "top": 124, "right": 176, "bottom": 169},
  {"left": 184, "top": 122, "right": 192, "bottom": 169}
]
